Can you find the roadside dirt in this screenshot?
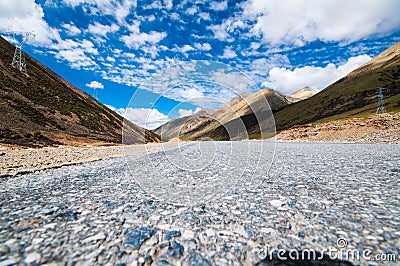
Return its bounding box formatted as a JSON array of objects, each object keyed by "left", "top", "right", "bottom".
[{"left": 275, "top": 112, "right": 400, "bottom": 144}]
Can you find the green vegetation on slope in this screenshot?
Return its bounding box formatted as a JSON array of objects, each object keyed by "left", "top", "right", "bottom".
[{"left": 273, "top": 55, "right": 400, "bottom": 132}]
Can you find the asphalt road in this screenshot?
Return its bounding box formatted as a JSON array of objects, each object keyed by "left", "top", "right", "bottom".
[{"left": 0, "top": 142, "right": 399, "bottom": 265}]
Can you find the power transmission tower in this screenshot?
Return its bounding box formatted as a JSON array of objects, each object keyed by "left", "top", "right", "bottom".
[
  {"left": 376, "top": 87, "right": 387, "bottom": 114},
  {"left": 6, "top": 31, "right": 35, "bottom": 73}
]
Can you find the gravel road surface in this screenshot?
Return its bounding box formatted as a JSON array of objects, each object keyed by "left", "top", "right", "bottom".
[{"left": 0, "top": 142, "right": 399, "bottom": 265}]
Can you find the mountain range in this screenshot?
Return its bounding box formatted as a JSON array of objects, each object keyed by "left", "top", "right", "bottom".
[
  {"left": 155, "top": 41, "right": 399, "bottom": 141},
  {"left": 156, "top": 87, "right": 316, "bottom": 141},
  {"left": 1, "top": 36, "right": 398, "bottom": 146}
]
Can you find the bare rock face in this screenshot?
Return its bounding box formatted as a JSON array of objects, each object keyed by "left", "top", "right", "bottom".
[{"left": 289, "top": 86, "right": 318, "bottom": 102}]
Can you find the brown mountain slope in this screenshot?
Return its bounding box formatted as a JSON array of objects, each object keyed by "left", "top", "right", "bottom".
[
  {"left": 153, "top": 108, "right": 213, "bottom": 141},
  {"left": 180, "top": 89, "right": 289, "bottom": 140},
  {"left": 0, "top": 37, "right": 159, "bottom": 147},
  {"left": 289, "top": 86, "right": 318, "bottom": 102}
]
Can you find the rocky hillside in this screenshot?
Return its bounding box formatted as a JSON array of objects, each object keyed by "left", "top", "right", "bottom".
[
  {"left": 154, "top": 109, "right": 213, "bottom": 141},
  {"left": 289, "top": 86, "right": 318, "bottom": 102},
  {"left": 0, "top": 37, "right": 159, "bottom": 147},
  {"left": 272, "top": 41, "right": 400, "bottom": 132},
  {"left": 179, "top": 89, "right": 289, "bottom": 140}
]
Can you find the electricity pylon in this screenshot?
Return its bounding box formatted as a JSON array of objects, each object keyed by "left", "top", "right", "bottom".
[
  {"left": 376, "top": 87, "right": 387, "bottom": 114},
  {"left": 6, "top": 31, "right": 35, "bottom": 73}
]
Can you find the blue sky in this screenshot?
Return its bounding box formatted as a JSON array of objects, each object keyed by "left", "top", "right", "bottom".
[{"left": 1, "top": 0, "right": 399, "bottom": 129}]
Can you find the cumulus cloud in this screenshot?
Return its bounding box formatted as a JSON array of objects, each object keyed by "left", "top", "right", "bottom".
[
  {"left": 50, "top": 39, "right": 99, "bottom": 69},
  {"left": 62, "top": 22, "right": 81, "bottom": 36},
  {"left": 198, "top": 12, "right": 211, "bottom": 22},
  {"left": 0, "top": 0, "right": 59, "bottom": 45},
  {"left": 186, "top": 6, "right": 198, "bottom": 15},
  {"left": 178, "top": 109, "right": 194, "bottom": 117},
  {"left": 125, "top": 108, "right": 168, "bottom": 129},
  {"left": 262, "top": 55, "right": 372, "bottom": 94},
  {"left": 210, "top": 1, "right": 228, "bottom": 11},
  {"left": 219, "top": 47, "right": 237, "bottom": 59},
  {"left": 87, "top": 22, "right": 119, "bottom": 36},
  {"left": 62, "top": 0, "right": 136, "bottom": 24},
  {"left": 207, "top": 24, "right": 234, "bottom": 42},
  {"left": 106, "top": 106, "right": 169, "bottom": 130},
  {"left": 242, "top": 0, "right": 400, "bottom": 45},
  {"left": 120, "top": 20, "right": 167, "bottom": 49},
  {"left": 178, "top": 107, "right": 202, "bottom": 117},
  {"left": 85, "top": 80, "right": 104, "bottom": 89},
  {"left": 194, "top": 42, "right": 212, "bottom": 51}
]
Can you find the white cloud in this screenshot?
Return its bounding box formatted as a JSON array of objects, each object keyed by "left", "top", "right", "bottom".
[
  {"left": 174, "top": 87, "right": 204, "bottom": 100},
  {"left": 262, "top": 55, "right": 372, "bottom": 94},
  {"left": 106, "top": 56, "right": 116, "bottom": 62},
  {"left": 179, "top": 44, "right": 195, "bottom": 53},
  {"left": 242, "top": 0, "right": 400, "bottom": 45},
  {"left": 207, "top": 24, "right": 234, "bottom": 42},
  {"left": 85, "top": 80, "right": 104, "bottom": 89},
  {"left": 210, "top": 1, "right": 228, "bottom": 11},
  {"left": 163, "top": 0, "right": 173, "bottom": 9},
  {"left": 87, "top": 22, "right": 119, "bottom": 36},
  {"left": 198, "top": 12, "right": 211, "bottom": 21},
  {"left": 178, "top": 109, "right": 194, "bottom": 117},
  {"left": 0, "top": 0, "right": 59, "bottom": 45},
  {"left": 186, "top": 6, "right": 198, "bottom": 15},
  {"left": 118, "top": 107, "right": 169, "bottom": 130},
  {"left": 62, "top": 22, "right": 81, "bottom": 36},
  {"left": 194, "top": 42, "right": 212, "bottom": 51},
  {"left": 219, "top": 47, "right": 237, "bottom": 59},
  {"left": 177, "top": 107, "right": 203, "bottom": 117},
  {"left": 121, "top": 32, "right": 165, "bottom": 48},
  {"left": 51, "top": 39, "right": 99, "bottom": 69},
  {"left": 62, "top": 0, "right": 136, "bottom": 24},
  {"left": 120, "top": 20, "right": 167, "bottom": 49}
]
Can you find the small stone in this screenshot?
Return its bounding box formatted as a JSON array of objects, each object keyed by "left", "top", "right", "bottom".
[
  {"left": 81, "top": 210, "right": 91, "bottom": 215},
  {"left": 4, "top": 239, "right": 19, "bottom": 253},
  {"left": 0, "top": 246, "right": 6, "bottom": 256},
  {"left": 41, "top": 207, "right": 59, "bottom": 215},
  {"left": 182, "top": 229, "right": 195, "bottom": 240},
  {"left": 188, "top": 253, "right": 212, "bottom": 266},
  {"left": 32, "top": 238, "right": 44, "bottom": 245},
  {"left": 111, "top": 206, "right": 124, "bottom": 214},
  {"left": 124, "top": 227, "right": 155, "bottom": 250},
  {"left": 205, "top": 229, "right": 215, "bottom": 238},
  {"left": 0, "top": 258, "right": 20, "bottom": 266},
  {"left": 231, "top": 210, "right": 241, "bottom": 215},
  {"left": 269, "top": 199, "right": 285, "bottom": 208},
  {"left": 155, "top": 260, "right": 172, "bottom": 266},
  {"left": 218, "top": 230, "right": 234, "bottom": 236},
  {"left": 165, "top": 230, "right": 181, "bottom": 240},
  {"left": 43, "top": 223, "right": 57, "bottom": 230},
  {"left": 138, "top": 257, "right": 145, "bottom": 264},
  {"left": 163, "top": 241, "right": 184, "bottom": 258},
  {"left": 82, "top": 232, "right": 106, "bottom": 244},
  {"left": 25, "top": 252, "right": 41, "bottom": 264}
]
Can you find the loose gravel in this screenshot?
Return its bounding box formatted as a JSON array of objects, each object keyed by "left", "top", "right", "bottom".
[{"left": 0, "top": 142, "right": 399, "bottom": 265}]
